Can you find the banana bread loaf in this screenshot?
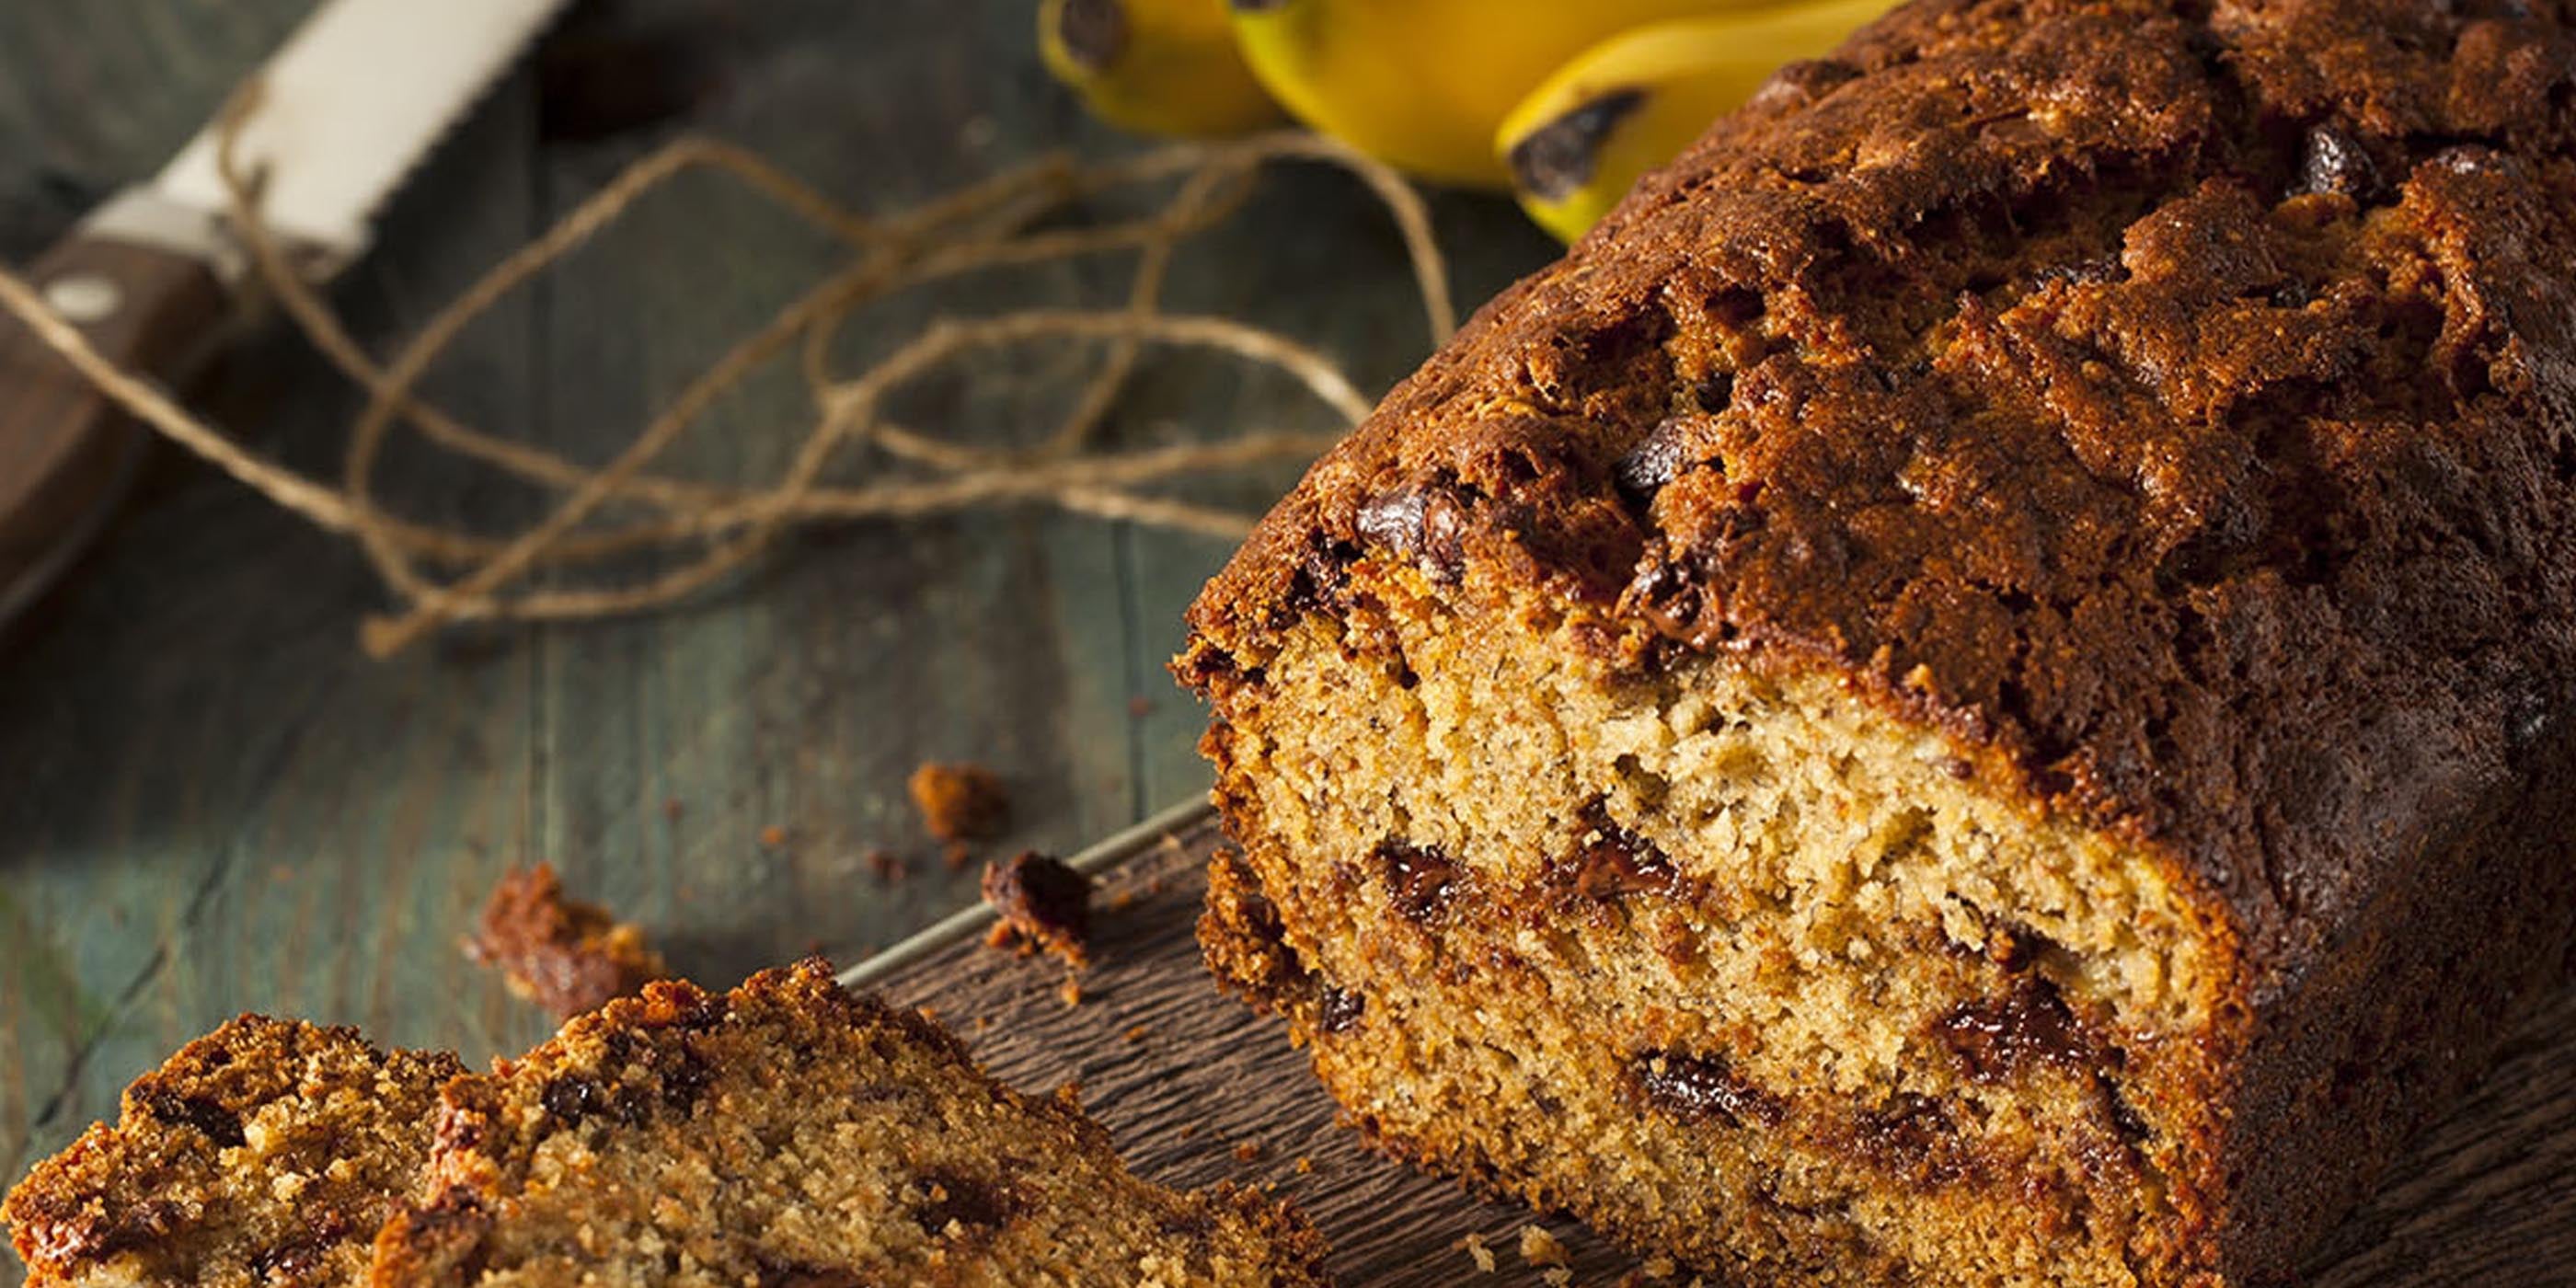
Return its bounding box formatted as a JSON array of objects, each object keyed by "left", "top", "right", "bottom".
[
  {"left": 1179, "top": 0, "right": 2576, "bottom": 1282},
  {"left": 369, "top": 959, "right": 1327, "bottom": 1287},
  {"left": 3, "top": 1017, "right": 463, "bottom": 1288}
]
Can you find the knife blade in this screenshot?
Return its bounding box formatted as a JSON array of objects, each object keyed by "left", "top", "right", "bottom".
[{"left": 0, "top": 0, "right": 569, "bottom": 632}]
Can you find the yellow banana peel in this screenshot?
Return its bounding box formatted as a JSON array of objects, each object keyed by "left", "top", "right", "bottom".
[
  {"left": 1228, "top": 0, "right": 1779, "bottom": 189},
  {"left": 1498, "top": 0, "right": 1894, "bottom": 241},
  {"left": 1041, "top": 0, "right": 1284, "bottom": 139}
]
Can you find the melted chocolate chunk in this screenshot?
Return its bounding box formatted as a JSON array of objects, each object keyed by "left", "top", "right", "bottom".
[
  {"left": 1854, "top": 1092, "right": 1966, "bottom": 1185},
  {"left": 1937, "top": 973, "right": 2088, "bottom": 1082},
  {"left": 658, "top": 1046, "right": 715, "bottom": 1114},
  {"left": 539, "top": 1075, "right": 604, "bottom": 1126},
  {"left": 914, "top": 1171, "right": 1017, "bottom": 1236},
  {"left": 1353, "top": 482, "right": 1467, "bottom": 579},
  {"left": 248, "top": 1220, "right": 348, "bottom": 1282},
  {"left": 1615, "top": 418, "right": 1698, "bottom": 498},
  {"left": 1374, "top": 840, "right": 1459, "bottom": 924},
  {"left": 138, "top": 1089, "right": 246, "bottom": 1149},
  {"left": 2295, "top": 123, "right": 2380, "bottom": 201},
  {"left": 757, "top": 1259, "right": 866, "bottom": 1288},
  {"left": 1571, "top": 815, "right": 1681, "bottom": 903},
  {"left": 1317, "top": 985, "right": 1365, "bottom": 1033},
  {"left": 1632, "top": 1051, "right": 1784, "bottom": 1129}
]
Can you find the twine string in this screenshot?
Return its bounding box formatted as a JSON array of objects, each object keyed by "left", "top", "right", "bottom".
[{"left": 0, "top": 81, "right": 1452, "bottom": 657}]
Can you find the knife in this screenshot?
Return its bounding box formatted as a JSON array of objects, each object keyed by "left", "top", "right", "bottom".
[{"left": 0, "top": 0, "right": 569, "bottom": 629}]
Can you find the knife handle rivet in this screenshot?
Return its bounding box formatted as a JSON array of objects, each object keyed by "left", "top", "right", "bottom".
[{"left": 43, "top": 272, "right": 124, "bottom": 326}]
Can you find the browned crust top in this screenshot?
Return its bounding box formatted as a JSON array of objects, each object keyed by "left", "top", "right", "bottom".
[{"left": 1183, "top": 0, "right": 2576, "bottom": 991}]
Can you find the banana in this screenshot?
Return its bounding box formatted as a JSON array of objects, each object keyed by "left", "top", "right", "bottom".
[
  {"left": 1041, "top": 0, "right": 1285, "bottom": 139},
  {"left": 1228, "top": 0, "right": 1779, "bottom": 189},
  {"left": 1498, "top": 0, "right": 1892, "bottom": 241}
]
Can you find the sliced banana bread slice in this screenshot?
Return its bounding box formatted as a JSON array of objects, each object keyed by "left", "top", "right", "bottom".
[
  {"left": 370, "top": 959, "right": 1328, "bottom": 1287},
  {"left": 5, "top": 1016, "right": 463, "bottom": 1288}
]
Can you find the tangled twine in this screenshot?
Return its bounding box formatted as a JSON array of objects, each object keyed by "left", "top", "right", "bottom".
[{"left": 0, "top": 83, "right": 1453, "bottom": 657}]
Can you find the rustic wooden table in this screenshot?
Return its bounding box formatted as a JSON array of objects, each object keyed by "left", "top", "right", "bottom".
[{"left": 0, "top": 0, "right": 1556, "bottom": 1235}]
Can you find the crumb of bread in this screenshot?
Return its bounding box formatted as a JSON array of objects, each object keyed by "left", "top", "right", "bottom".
[
  {"left": 464, "top": 864, "right": 667, "bottom": 1018},
  {"left": 1521, "top": 1225, "right": 1570, "bottom": 1268},
  {"left": 1458, "top": 1232, "right": 1497, "bottom": 1273},
  {"left": 908, "top": 762, "right": 1008, "bottom": 842},
  {"left": 982, "top": 851, "right": 1093, "bottom": 968},
  {"left": 864, "top": 849, "right": 905, "bottom": 882}
]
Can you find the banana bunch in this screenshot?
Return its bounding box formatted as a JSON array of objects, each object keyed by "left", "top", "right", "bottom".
[
  {"left": 1497, "top": 0, "right": 1893, "bottom": 241},
  {"left": 1038, "top": 0, "right": 1890, "bottom": 238},
  {"left": 1040, "top": 0, "right": 1282, "bottom": 139}
]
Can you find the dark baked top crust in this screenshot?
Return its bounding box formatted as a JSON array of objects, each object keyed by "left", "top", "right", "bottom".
[
  {"left": 1183, "top": 0, "right": 2576, "bottom": 995},
  {"left": 3, "top": 1016, "right": 463, "bottom": 1288}
]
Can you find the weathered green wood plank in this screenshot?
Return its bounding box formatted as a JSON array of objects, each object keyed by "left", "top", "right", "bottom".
[
  {"left": 0, "top": 0, "right": 546, "bottom": 1236},
  {"left": 0, "top": 6, "right": 1549, "bottom": 1286}
]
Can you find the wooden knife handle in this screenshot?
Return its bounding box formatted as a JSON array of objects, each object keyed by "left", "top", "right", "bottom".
[{"left": 0, "top": 235, "right": 228, "bottom": 615}]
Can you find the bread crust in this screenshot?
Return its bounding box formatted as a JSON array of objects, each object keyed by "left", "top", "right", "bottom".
[{"left": 1180, "top": 0, "right": 2576, "bottom": 1279}]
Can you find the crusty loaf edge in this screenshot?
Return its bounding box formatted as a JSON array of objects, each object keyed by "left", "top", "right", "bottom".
[{"left": 1179, "top": 0, "right": 2576, "bottom": 1279}]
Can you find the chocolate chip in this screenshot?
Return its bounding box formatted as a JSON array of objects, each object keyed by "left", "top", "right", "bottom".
[
  {"left": 139, "top": 1089, "right": 245, "bottom": 1149},
  {"left": 1317, "top": 986, "right": 1365, "bottom": 1033},
  {"left": 1374, "top": 840, "right": 1458, "bottom": 924},
  {"left": 1278, "top": 536, "right": 1360, "bottom": 621},
  {"left": 757, "top": 1259, "right": 866, "bottom": 1288},
  {"left": 1936, "top": 973, "right": 2088, "bottom": 1082},
  {"left": 2504, "top": 686, "right": 2553, "bottom": 763},
  {"left": 2295, "top": 124, "right": 2380, "bottom": 201},
  {"left": 1616, "top": 418, "right": 1698, "bottom": 498},
  {"left": 2039, "top": 255, "right": 2122, "bottom": 286},
  {"left": 1632, "top": 1050, "right": 1784, "bottom": 1128},
  {"left": 540, "top": 1075, "right": 606, "bottom": 1126},
  {"left": 1354, "top": 484, "right": 1467, "bottom": 578},
  {"left": 659, "top": 1048, "right": 715, "bottom": 1114},
  {"left": 1856, "top": 1092, "right": 1964, "bottom": 1184},
  {"left": 1571, "top": 813, "right": 1680, "bottom": 902},
  {"left": 1354, "top": 489, "right": 1427, "bottom": 549},
  {"left": 914, "top": 1171, "right": 1016, "bottom": 1235},
  {"left": 248, "top": 1221, "right": 348, "bottom": 1282}
]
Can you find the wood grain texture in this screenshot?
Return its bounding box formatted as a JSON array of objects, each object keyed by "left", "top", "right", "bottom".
[
  {"left": 874, "top": 816, "right": 2576, "bottom": 1287},
  {"left": 0, "top": 5, "right": 1556, "bottom": 1279}
]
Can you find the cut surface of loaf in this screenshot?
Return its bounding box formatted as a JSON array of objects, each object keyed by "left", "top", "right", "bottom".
[
  {"left": 1179, "top": 0, "right": 2576, "bottom": 1283},
  {"left": 2, "top": 1016, "right": 463, "bottom": 1288},
  {"left": 369, "top": 959, "right": 1328, "bottom": 1288}
]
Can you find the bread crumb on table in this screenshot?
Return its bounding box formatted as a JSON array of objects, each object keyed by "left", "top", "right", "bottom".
[
  {"left": 1520, "top": 1225, "right": 1570, "bottom": 1268},
  {"left": 1456, "top": 1232, "right": 1496, "bottom": 1273},
  {"left": 908, "top": 761, "right": 1008, "bottom": 842},
  {"left": 1231, "top": 1141, "right": 1265, "bottom": 1163},
  {"left": 862, "top": 848, "right": 905, "bottom": 883},
  {"left": 463, "top": 864, "right": 667, "bottom": 1018},
  {"left": 981, "top": 851, "right": 1094, "bottom": 968}
]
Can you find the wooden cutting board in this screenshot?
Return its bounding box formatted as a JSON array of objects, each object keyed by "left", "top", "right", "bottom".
[{"left": 846, "top": 806, "right": 2576, "bottom": 1286}]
